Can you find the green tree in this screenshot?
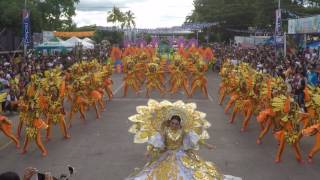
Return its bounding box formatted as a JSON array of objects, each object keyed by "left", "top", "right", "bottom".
[
  {"left": 121, "top": 10, "right": 136, "bottom": 30},
  {"left": 37, "top": 0, "right": 80, "bottom": 31},
  {"left": 93, "top": 30, "right": 123, "bottom": 44},
  {"left": 187, "top": 0, "right": 320, "bottom": 41},
  {"left": 107, "top": 6, "right": 125, "bottom": 28},
  {"left": 0, "top": 0, "right": 79, "bottom": 33}
]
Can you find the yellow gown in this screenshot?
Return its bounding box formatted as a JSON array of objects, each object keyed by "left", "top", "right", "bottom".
[
  {"left": 127, "top": 99, "right": 242, "bottom": 180},
  {"left": 126, "top": 127, "right": 236, "bottom": 180}
]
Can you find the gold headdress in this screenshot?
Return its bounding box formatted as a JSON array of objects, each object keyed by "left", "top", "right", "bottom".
[{"left": 128, "top": 99, "right": 211, "bottom": 144}]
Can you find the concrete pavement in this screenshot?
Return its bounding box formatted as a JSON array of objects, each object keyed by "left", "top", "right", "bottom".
[{"left": 0, "top": 72, "right": 319, "bottom": 180}]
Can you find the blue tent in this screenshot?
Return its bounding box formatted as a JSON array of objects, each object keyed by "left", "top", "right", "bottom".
[
  {"left": 307, "top": 41, "right": 320, "bottom": 49},
  {"left": 265, "top": 36, "right": 284, "bottom": 46},
  {"left": 35, "top": 41, "right": 73, "bottom": 53}
]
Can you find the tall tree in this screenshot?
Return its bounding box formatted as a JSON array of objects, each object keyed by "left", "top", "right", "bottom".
[
  {"left": 37, "top": 0, "right": 80, "bottom": 31},
  {"left": 0, "top": 0, "right": 79, "bottom": 33},
  {"left": 107, "top": 6, "right": 125, "bottom": 27},
  {"left": 186, "top": 0, "right": 320, "bottom": 40},
  {"left": 121, "top": 10, "right": 136, "bottom": 30}
]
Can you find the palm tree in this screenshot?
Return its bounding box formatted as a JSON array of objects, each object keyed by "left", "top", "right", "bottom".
[
  {"left": 121, "top": 10, "right": 136, "bottom": 30},
  {"left": 107, "top": 6, "right": 125, "bottom": 27}
]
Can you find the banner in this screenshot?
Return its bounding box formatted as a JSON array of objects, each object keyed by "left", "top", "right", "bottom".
[
  {"left": 288, "top": 15, "right": 320, "bottom": 34},
  {"left": 275, "top": 9, "right": 282, "bottom": 35},
  {"left": 22, "top": 9, "right": 31, "bottom": 46}
]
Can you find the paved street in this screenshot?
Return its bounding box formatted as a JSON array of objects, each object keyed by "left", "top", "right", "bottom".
[{"left": 0, "top": 72, "right": 319, "bottom": 180}]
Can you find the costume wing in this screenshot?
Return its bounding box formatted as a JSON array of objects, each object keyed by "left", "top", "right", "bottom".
[
  {"left": 271, "top": 95, "right": 290, "bottom": 113},
  {"left": 128, "top": 99, "right": 211, "bottom": 144},
  {"left": 0, "top": 92, "right": 8, "bottom": 103}
]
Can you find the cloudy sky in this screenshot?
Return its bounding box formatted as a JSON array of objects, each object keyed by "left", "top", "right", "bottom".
[{"left": 73, "top": 0, "right": 194, "bottom": 28}]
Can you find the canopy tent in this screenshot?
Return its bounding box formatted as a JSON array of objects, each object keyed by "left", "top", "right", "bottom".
[
  {"left": 53, "top": 31, "right": 94, "bottom": 38},
  {"left": 65, "top": 36, "right": 94, "bottom": 49},
  {"left": 307, "top": 41, "right": 320, "bottom": 49},
  {"left": 35, "top": 41, "right": 74, "bottom": 54},
  {"left": 49, "top": 36, "right": 64, "bottom": 42},
  {"left": 35, "top": 41, "right": 73, "bottom": 49},
  {"left": 65, "top": 36, "right": 82, "bottom": 44},
  {"left": 83, "top": 37, "right": 95, "bottom": 44},
  {"left": 81, "top": 41, "right": 94, "bottom": 49}
]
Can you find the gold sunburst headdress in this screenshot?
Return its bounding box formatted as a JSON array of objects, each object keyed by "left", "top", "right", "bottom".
[{"left": 128, "top": 99, "right": 211, "bottom": 144}]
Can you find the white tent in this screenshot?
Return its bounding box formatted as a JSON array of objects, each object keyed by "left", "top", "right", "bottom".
[
  {"left": 81, "top": 41, "right": 94, "bottom": 49},
  {"left": 65, "top": 36, "right": 94, "bottom": 49},
  {"left": 65, "top": 36, "right": 82, "bottom": 45},
  {"left": 83, "top": 37, "right": 95, "bottom": 44}
]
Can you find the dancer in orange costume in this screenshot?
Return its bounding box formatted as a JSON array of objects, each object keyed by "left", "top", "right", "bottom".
[
  {"left": 178, "top": 46, "right": 189, "bottom": 60},
  {"left": 218, "top": 62, "right": 236, "bottom": 105},
  {"left": 301, "top": 88, "right": 320, "bottom": 163},
  {"left": 145, "top": 63, "right": 166, "bottom": 98},
  {"left": 134, "top": 53, "right": 148, "bottom": 85},
  {"left": 272, "top": 98, "right": 303, "bottom": 163},
  {"left": 64, "top": 69, "right": 74, "bottom": 103},
  {"left": 17, "top": 95, "right": 28, "bottom": 138},
  {"left": 67, "top": 61, "right": 93, "bottom": 126},
  {"left": 228, "top": 77, "right": 247, "bottom": 124},
  {"left": 223, "top": 69, "right": 240, "bottom": 113},
  {"left": 302, "top": 123, "right": 320, "bottom": 163},
  {"left": 111, "top": 46, "right": 122, "bottom": 73},
  {"left": 226, "top": 65, "right": 249, "bottom": 124},
  {"left": 238, "top": 73, "right": 260, "bottom": 132},
  {"left": 0, "top": 115, "right": 20, "bottom": 148},
  {"left": 190, "top": 62, "right": 208, "bottom": 98},
  {"left": 89, "top": 89, "right": 104, "bottom": 119},
  {"left": 256, "top": 107, "right": 277, "bottom": 144},
  {"left": 301, "top": 86, "right": 317, "bottom": 129},
  {"left": 45, "top": 86, "right": 70, "bottom": 141},
  {"left": 227, "top": 64, "right": 256, "bottom": 128},
  {"left": 168, "top": 59, "right": 181, "bottom": 82},
  {"left": 110, "top": 46, "right": 122, "bottom": 62},
  {"left": 274, "top": 121, "right": 303, "bottom": 164},
  {"left": 68, "top": 79, "right": 89, "bottom": 127},
  {"left": 17, "top": 74, "right": 43, "bottom": 138},
  {"left": 102, "top": 65, "right": 114, "bottom": 101},
  {"left": 87, "top": 72, "right": 105, "bottom": 119},
  {"left": 256, "top": 77, "right": 284, "bottom": 144},
  {"left": 152, "top": 56, "right": 166, "bottom": 85},
  {"left": 35, "top": 69, "right": 69, "bottom": 141},
  {"left": 123, "top": 61, "right": 141, "bottom": 97},
  {"left": 168, "top": 62, "right": 190, "bottom": 96},
  {"left": 21, "top": 97, "right": 48, "bottom": 157}
]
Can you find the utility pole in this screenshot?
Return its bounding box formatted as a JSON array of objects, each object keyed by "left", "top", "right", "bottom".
[
  {"left": 23, "top": 0, "right": 27, "bottom": 59},
  {"left": 274, "top": 0, "right": 281, "bottom": 62}
]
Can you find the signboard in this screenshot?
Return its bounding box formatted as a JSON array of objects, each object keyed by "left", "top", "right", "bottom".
[
  {"left": 275, "top": 9, "right": 282, "bottom": 35},
  {"left": 22, "top": 9, "right": 31, "bottom": 46},
  {"left": 288, "top": 15, "right": 320, "bottom": 34}
]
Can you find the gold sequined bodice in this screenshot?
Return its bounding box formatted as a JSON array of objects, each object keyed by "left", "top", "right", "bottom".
[{"left": 164, "top": 128, "right": 184, "bottom": 150}]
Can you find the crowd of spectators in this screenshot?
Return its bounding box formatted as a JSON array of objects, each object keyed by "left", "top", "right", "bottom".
[
  {"left": 213, "top": 43, "right": 320, "bottom": 111},
  {"left": 0, "top": 50, "right": 101, "bottom": 113}
]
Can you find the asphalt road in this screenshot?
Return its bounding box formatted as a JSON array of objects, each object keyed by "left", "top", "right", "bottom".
[{"left": 0, "top": 72, "right": 319, "bottom": 180}]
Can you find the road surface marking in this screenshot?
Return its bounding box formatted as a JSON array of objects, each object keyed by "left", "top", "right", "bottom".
[
  {"left": 113, "top": 82, "right": 124, "bottom": 95},
  {"left": 0, "top": 141, "right": 12, "bottom": 151},
  {"left": 208, "top": 94, "right": 214, "bottom": 102}
]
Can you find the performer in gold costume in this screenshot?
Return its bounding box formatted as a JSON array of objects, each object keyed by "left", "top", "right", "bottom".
[{"left": 126, "top": 99, "right": 241, "bottom": 180}]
